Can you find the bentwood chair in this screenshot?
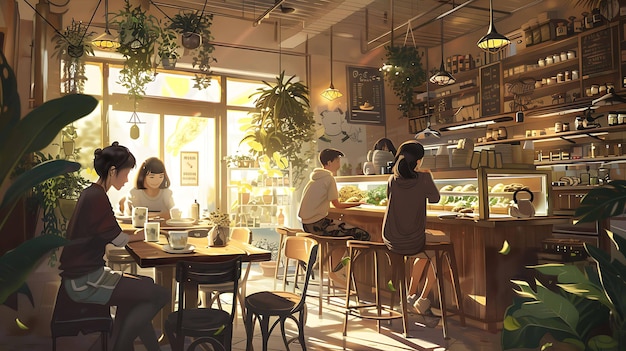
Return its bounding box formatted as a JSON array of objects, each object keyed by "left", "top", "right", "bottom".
[
  {"left": 245, "top": 236, "right": 318, "bottom": 351},
  {"left": 51, "top": 284, "right": 113, "bottom": 351},
  {"left": 198, "top": 227, "right": 252, "bottom": 322},
  {"left": 165, "top": 257, "right": 242, "bottom": 351}
]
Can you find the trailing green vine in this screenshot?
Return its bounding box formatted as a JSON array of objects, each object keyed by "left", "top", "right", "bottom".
[{"left": 381, "top": 45, "right": 426, "bottom": 118}]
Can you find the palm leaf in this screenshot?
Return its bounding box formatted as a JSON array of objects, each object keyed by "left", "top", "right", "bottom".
[{"left": 574, "top": 180, "right": 626, "bottom": 223}]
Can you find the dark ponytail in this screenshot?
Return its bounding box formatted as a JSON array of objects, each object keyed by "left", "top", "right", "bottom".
[{"left": 392, "top": 141, "right": 425, "bottom": 179}]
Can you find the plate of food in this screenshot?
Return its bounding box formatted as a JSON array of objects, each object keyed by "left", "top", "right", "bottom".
[
  {"left": 165, "top": 218, "right": 196, "bottom": 227},
  {"left": 162, "top": 244, "right": 195, "bottom": 254},
  {"left": 359, "top": 102, "right": 375, "bottom": 110}
]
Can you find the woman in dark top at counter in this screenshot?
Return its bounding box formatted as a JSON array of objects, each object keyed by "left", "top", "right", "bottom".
[
  {"left": 59, "top": 142, "right": 169, "bottom": 351},
  {"left": 382, "top": 140, "right": 442, "bottom": 316},
  {"left": 364, "top": 137, "right": 397, "bottom": 174}
]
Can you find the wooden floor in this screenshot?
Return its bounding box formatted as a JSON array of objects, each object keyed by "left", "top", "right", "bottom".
[{"left": 0, "top": 264, "right": 505, "bottom": 351}]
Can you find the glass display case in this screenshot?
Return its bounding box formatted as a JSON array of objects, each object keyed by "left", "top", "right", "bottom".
[
  {"left": 335, "top": 168, "right": 552, "bottom": 219},
  {"left": 227, "top": 167, "right": 294, "bottom": 228}
]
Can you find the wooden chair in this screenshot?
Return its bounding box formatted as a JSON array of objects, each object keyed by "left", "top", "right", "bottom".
[
  {"left": 274, "top": 227, "right": 301, "bottom": 285},
  {"left": 50, "top": 284, "right": 113, "bottom": 351},
  {"left": 164, "top": 257, "right": 242, "bottom": 351},
  {"left": 198, "top": 227, "right": 252, "bottom": 322},
  {"left": 245, "top": 236, "right": 318, "bottom": 351}
]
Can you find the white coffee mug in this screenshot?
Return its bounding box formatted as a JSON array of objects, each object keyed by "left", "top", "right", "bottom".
[
  {"left": 168, "top": 230, "right": 188, "bottom": 249},
  {"left": 132, "top": 206, "right": 148, "bottom": 228},
  {"left": 144, "top": 222, "right": 160, "bottom": 242},
  {"left": 170, "top": 207, "right": 182, "bottom": 220}
]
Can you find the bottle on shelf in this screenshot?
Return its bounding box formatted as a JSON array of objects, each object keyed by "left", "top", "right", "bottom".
[{"left": 277, "top": 208, "right": 285, "bottom": 226}]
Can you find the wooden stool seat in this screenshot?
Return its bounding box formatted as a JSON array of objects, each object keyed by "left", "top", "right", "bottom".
[
  {"left": 51, "top": 284, "right": 112, "bottom": 351},
  {"left": 296, "top": 232, "right": 352, "bottom": 315}
]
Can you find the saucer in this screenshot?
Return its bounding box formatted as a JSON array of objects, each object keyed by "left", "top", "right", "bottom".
[
  {"left": 165, "top": 218, "right": 196, "bottom": 227},
  {"left": 115, "top": 215, "right": 132, "bottom": 224},
  {"left": 162, "top": 244, "right": 195, "bottom": 254}
]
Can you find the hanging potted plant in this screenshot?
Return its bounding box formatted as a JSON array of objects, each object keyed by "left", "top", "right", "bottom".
[
  {"left": 381, "top": 45, "right": 426, "bottom": 118},
  {"left": 61, "top": 124, "right": 78, "bottom": 157},
  {"left": 157, "top": 25, "right": 180, "bottom": 69},
  {"left": 51, "top": 19, "right": 95, "bottom": 94},
  {"left": 241, "top": 71, "right": 316, "bottom": 188},
  {"left": 168, "top": 10, "right": 217, "bottom": 90},
  {"left": 112, "top": 0, "right": 161, "bottom": 102}
]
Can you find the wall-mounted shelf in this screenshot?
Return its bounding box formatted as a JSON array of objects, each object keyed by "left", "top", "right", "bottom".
[
  {"left": 475, "top": 124, "right": 626, "bottom": 147},
  {"left": 535, "top": 155, "right": 626, "bottom": 166}
]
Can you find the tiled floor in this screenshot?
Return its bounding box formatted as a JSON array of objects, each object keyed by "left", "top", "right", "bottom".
[{"left": 0, "top": 263, "right": 503, "bottom": 351}]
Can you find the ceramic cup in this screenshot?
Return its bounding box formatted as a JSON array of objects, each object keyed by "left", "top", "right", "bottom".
[
  {"left": 132, "top": 206, "right": 148, "bottom": 228},
  {"left": 144, "top": 222, "right": 160, "bottom": 242},
  {"left": 168, "top": 230, "right": 188, "bottom": 249},
  {"left": 170, "top": 207, "right": 182, "bottom": 220}
]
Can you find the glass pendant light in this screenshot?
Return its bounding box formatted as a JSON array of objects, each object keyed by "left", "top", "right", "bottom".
[
  {"left": 477, "top": 0, "right": 510, "bottom": 53},
  {"left": 429, "top": 18, "right": 455, "bottom": 86},
  {"left": 92, "top": 0, "right": 120, "bottom": 51},
  {"left": 321, "top": 26, "right": 343, "bottom": 101}
]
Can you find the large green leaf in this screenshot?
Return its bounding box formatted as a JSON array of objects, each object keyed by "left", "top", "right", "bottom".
[
  {"left": 0, "top": 235, "right": 68, "bottom": 305},
  {"left": 574, "top": 180, "right": 626, "bottom": 223},
  {"left": 0, "top": 94, "right": 98, "bottom": 188},
  {"left": 0, "top": 160, "right": 80, "bottom": 230}
]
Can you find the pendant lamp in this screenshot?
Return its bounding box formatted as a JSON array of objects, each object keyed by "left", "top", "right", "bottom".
[
  {"left": 477, "top": 0, "right": 510, "bottom": 53},
  {"left": 429, "top": 18, "right": 455, "bottom": 86},
  {"left": 92, "top": 0, "right": 120, "bottom": 51},
  {"left": 321, "top": 26, "right": 343, "bottom": 101}
]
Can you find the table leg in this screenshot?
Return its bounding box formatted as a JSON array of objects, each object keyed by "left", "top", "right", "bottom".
[{"left": 153, "top": 266, "right": 175, "bottom": 344}]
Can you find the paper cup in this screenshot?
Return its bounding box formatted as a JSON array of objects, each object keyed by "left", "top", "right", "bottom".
[
  {"left": 144, "top": 222, "right": 160, "bottom": 242},
  {"left": 170, "top": 207, "right": 182, "bottom": 220},
  {"left": 132, "top": 206, "right": 148, "bottom": 228}
]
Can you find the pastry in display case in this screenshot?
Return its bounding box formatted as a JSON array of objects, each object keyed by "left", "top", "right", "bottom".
[{"left": 335, "top": 169, "right": 552, "bottom": 220}]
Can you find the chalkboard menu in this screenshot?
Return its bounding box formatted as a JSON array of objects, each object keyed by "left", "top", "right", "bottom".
[
  {"left": 581, "top": 27, "right": 614, "bottom": 77},
  {"left": 480, "top": 62, "right": 501, "bottom": 117},
  {"left": 346, "top": 66, "right": 385, "bottom": 125}
]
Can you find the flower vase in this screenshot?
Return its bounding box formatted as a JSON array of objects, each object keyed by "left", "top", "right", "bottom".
[{"left": 209, "top": 226, "right": 230, "bottom": 247}]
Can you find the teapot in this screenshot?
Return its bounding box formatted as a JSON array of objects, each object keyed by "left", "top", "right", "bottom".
[{"left": 508, "top": 189, "right": 535, "bottom": 218}]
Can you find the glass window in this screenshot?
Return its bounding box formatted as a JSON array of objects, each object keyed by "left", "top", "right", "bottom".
[{"left": 226, "top": 78, "right": 265, "bottom": 107}]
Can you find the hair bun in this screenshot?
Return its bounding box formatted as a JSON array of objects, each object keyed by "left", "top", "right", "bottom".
[
  {"left": 111, "top": 141, "right": 120, "bottom": 147},
  {"left": 94, "top": 148, "right": 103, "bottom": 157}
]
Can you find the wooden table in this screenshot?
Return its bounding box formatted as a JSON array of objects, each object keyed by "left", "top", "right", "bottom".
[{"left": 120, "top": 222, "right": 271, "bottom": 342}]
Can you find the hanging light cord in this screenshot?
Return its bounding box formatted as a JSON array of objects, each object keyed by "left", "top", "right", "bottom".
[
  {"left": 24, "top": 0, "right": 102, "bottom": 46},
  {"left": 329, "top": 26, "right": 334, "bottom": 87}
]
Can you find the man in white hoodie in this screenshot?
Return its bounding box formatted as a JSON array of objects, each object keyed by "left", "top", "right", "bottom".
[{"left": 298, "top": 148, "right": 370, "bottom": 242}]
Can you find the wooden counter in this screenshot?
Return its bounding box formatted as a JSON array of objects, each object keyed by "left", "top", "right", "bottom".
[{"left": 328, "top": 206, "right": 569, "bottom": 331}]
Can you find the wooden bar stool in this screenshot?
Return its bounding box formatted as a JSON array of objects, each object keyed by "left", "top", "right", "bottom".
[
  {"left": 274, "top": 227, "right": 301, "bottom": 286},
  {"left": 296, "top": 232, "right": 352, "bottom": 315},
  {"left": 386, "top": 240, "right": 466, "bottom": 339},
  {"left": 343, "top": 240, "right": 405, "bottom": 336}
]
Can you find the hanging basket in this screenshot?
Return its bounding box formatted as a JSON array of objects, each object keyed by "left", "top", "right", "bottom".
[
  {"left": 161, "top": 57, "right": 177, "bottom": 69},
  {"left": 181, "top": 32, "right": 201, "bottom": 50}
]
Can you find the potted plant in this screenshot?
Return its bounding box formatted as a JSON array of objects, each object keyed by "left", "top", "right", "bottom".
[
  {"left": 157, "top": 25, "right": 180, "bottom": 69},
  {"left": 241, "top": 71, "right": 316, "bottom": 188},
  {"left": 112, "top": 0, "right": 160, "bottom": 103},
  {"left": 0, "top": 48, "right": 98, "bottom": 310},
  {"left": 168, "top": 10, "right": 217, "bottom": 90},
  {"left": 381, "top": 45, "right": 426, "bottom": 118},
  {"left": 502, "top": 180, "right": 626, "bottom": 350},
  {"left": 51, "top": 19, "right": 95, "bottom": 94},
  {"left": 61, "top": 124, "right": 78, "bottom": 156}
]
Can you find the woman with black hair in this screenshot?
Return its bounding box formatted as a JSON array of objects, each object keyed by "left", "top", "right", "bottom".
[
  {"left": 121, "top": 157, "right": 175, "bottom": 219},
  {"left": 59, "top": 142, "right": 169, "bottom": 351},
  {"left": 382, "top": 140, "right": 442, "bottom": 317}
]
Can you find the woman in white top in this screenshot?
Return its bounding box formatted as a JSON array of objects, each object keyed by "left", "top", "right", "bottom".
[{"left": 121, "top": 157, "right": 175, "bottom": 219}]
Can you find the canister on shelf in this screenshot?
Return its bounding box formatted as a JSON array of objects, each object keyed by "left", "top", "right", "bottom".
[
  {"left": 572, "top": 70, "right": 579, "bottom": 80},
  {"left": 564, "top": 71, "right": 571, "bottom": 81},
  {"left": 608, "top": 111, "right": 618, "bottom": 126},
  {"left": 562, "top": 122, "right": 570, "bottom": 131},
  {"left": 554, "top": 122, "right": 563, "bottom": 133},
  {"left": 557, "top": 73, "right": 564, "bottom": 83},
  {"left": 618, "top": 112, "right": 626, "bottom": 125}
]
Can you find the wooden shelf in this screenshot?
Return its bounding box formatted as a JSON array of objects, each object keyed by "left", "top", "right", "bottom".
[
  {"left": 475, "top": 124, "right": 626, "bottom": 147},
  {"left": 503, "top": 59, "right": 579, "bottom": 82},
  {"left": 536, "top": 155, "right": 626, "bottom": 166}
]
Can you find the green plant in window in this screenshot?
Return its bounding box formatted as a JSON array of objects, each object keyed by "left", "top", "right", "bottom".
[
  {"left": 381, "top": 45, "right": 426, "bottom": 118},
  {"left": 157, "top": 25, "right": 181, "bottom": 69},
  {"left": 241, "top": 71, "right": 316, "bottom": 188}
]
